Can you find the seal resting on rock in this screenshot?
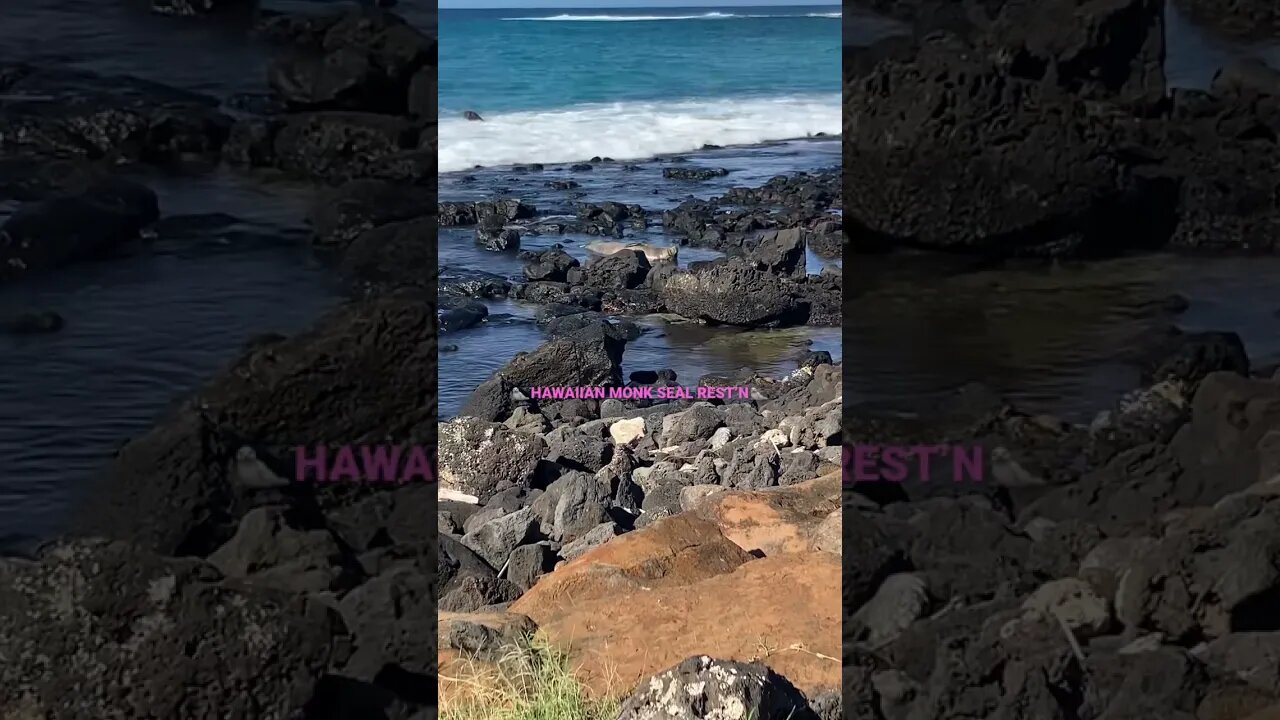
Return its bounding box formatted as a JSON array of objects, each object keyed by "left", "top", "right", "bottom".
[
  {"left": 585, "top": 240, "right": 678, "bottom": 264},
  {"left": 463, "top": 111, "right": 483, "bottom": 121}
]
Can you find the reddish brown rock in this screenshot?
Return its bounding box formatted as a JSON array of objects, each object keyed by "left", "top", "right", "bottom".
[
  {"left": 507, "top": 512, "right": 840, "bottom": 696},
  {"left": 685, "top": 472, "right": 841, "bottom": 556}
]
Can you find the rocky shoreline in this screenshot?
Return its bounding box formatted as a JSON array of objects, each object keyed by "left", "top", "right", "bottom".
[
  {"left": 1, "top": 293, "right": 442, "bottom": 719},
  {"left": 841, "top": 0, "right": 1280, "bottom": 718},
  {"left": 435, "top": 168, "right": 843, "bottom": 339},
  {"left": 428, "top": 107, "right": 845, "bottom": 713},
  {"left": 1, "top": 5, "right": 444, "bottom": 720},
  {"left": 6, "top": 0, "right": 1277, "bottom": 716},
  {"left": 0, "top": 3, "right": 848, "bottom": 719},
  {"left": 439, "top": 347, "right": 844, "bottom": 716},
  {"left": 0, "top": 6, "right": 437, "bottom": 290}
]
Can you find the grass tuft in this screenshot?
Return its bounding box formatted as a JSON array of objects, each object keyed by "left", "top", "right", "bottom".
[{"left": 441, "top": 632, "right": 621, "bottom": 720}]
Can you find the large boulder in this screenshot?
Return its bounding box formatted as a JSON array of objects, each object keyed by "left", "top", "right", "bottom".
[
  {"left": 437, "top": 417, "right": 547, "bottom": 504},
  {"left": 461, "top": 508, "right": 537, "bottom": 568},
  {"left": 749, "top": 228, "right": 807, "bottom": 279},
  {"left": 474, "top": 225, "right": 520, "bottom": 251},
  {"left": 73, "top": 295, "right": 437, "bottom": 555},
  {"left": 659, "top": 259, "right": 801, "bottom": 327},
  {"left": 194, "top": 295, "right": 438, "bottom": 447},
  {"left": 686, "top": 473, "right": 842, "bottom": 556},
  {"left": 340, "top": 216, "right": 438, "bottom": 290},
  {"left": 1162, "top": 129, "right": 1280, "bottom": 254},
  {"left": 522, "top": 247, "right": 579, "bottom": 282},
  {"left": 1114, "top": 495, "right": 1280, "bottom": 641},
  {"left": 337, "top": 564, "right": 438, "bottom": 681},
  {"left": 985, "top": 0, "right": 1167, "bottom": 109},
  {"left": 582, "top": 249, "right": 650, "bottom": 289},
  {"left": 493, "top": 320, "right": 626, "bottom": 388},
  {"left": 617, "top": 657, "right": 818, "bottom": 720},
  {"left": 510, "top": 512, "right": 841, "bottom": 696},
  {"left": 843, "top": 30, "right": 1175, "bottom": 257},
  {"left": 1141, "top": 330, "right": 1250, "bottom": 386},
  {"left": 439, "top": 533, "right": 497, "bottom": 596},
  {"left": 208, "top": 507, "right": 352, "bottom": 594}
]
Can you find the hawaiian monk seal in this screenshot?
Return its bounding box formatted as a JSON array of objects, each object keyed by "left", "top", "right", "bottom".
[{"left": 585, "top": 241, "right": 678, "bottom": 264}]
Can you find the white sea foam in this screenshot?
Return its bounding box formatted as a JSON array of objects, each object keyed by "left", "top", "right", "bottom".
[
  {"left": 502, "top": 11, "right": 839, "bottom": 21},
  {"left": 438, "top": 94, "right": 840, "bottom": 173}
]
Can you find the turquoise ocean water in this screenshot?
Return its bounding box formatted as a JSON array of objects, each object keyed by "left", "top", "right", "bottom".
[{"left": 437, "top": 5, "right": 842, "bottom": 170}]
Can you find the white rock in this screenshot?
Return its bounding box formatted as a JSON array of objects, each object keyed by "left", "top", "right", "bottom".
[
  {"left": 709, "top": 426, "right": 733, "bottom": 451},
  {"left": 758, "top": 428, "right": 790, "bottom": 448},
  {"left": 610, "top": 417, "right": 647, "bottom": 445}
]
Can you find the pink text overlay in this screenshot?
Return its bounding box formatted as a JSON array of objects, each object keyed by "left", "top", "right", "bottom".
[
  {"left": 842, "top": 445, "right": 985, "bottom": 483},
  {"left": 294, "top": 445, "right": 436, "bottom": 483},
  {"left": 529, "top": 385, "right": 752, "bottom": 401}
]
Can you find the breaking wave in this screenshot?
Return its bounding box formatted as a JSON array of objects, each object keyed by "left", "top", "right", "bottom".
[{"left": 438, "top": 94, "right": 840, "bottom": 172}]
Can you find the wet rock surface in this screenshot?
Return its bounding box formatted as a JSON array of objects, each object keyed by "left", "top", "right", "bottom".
[
  {"left": 432, "top": 169, "right": 842, "bottom": 332},
  {"left": 0, "top": 63, "right": 232, "bottom": 162}
]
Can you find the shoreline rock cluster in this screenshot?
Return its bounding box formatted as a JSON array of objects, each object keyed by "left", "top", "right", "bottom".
[
  {"left": 438, "top": 351, "right": 844, "bottom": 715},
  {"left": 437, "top": 169, "right": 843, "bottom": 332},
  {"left": 0, "top": 5, "right": 438, "bottom": 290},
  {"left": 842, "top": 331, "right": 1280, "bottom": 718}
]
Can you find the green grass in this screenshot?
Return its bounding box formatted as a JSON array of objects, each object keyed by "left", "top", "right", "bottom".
[{"left": 441, "top": 632, "right": 622, "bottom": 720}]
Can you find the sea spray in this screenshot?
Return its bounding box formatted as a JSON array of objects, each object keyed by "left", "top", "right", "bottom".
[{"left": 438, "top": 96, "right": 841, "bottom": 172}]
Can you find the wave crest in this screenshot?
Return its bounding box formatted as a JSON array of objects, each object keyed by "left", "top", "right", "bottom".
[{"left": 438, "top": 94, "right": 840, "bottom": 173}]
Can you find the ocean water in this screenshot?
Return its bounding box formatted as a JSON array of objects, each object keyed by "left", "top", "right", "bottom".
[
  {"left": 437, "top": 5, "right": 843, "bottom": 170},
  {"left": 437, "top": 5, "right": 847, "bottom": 417}
]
